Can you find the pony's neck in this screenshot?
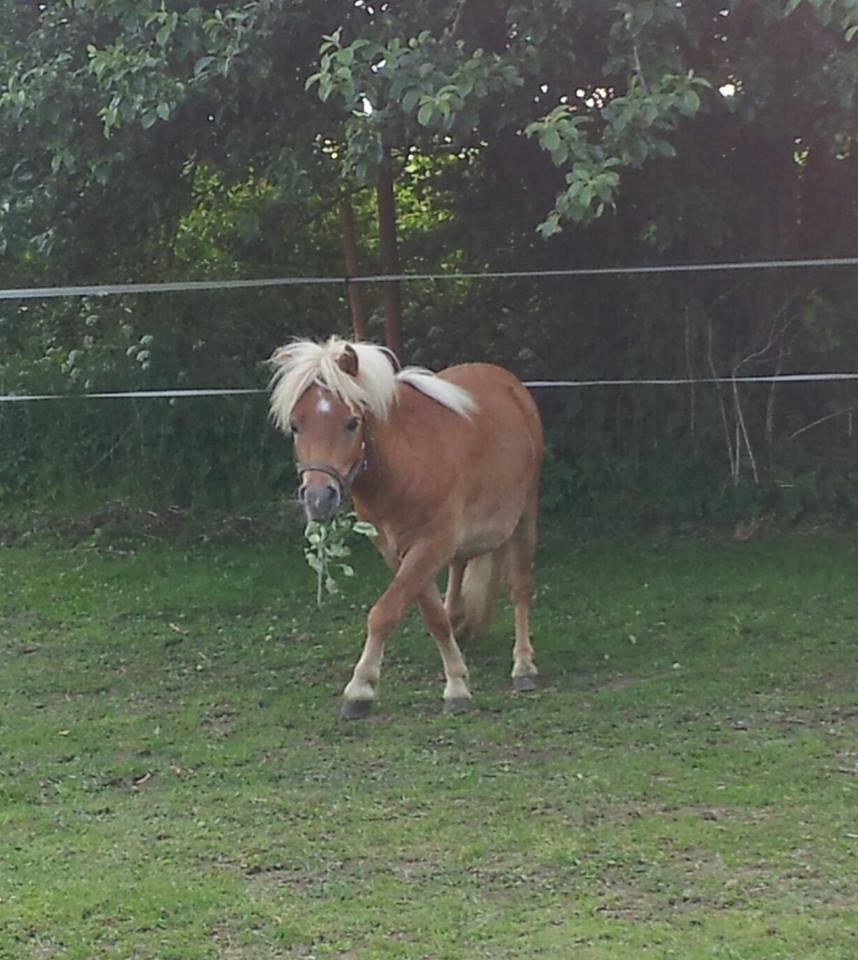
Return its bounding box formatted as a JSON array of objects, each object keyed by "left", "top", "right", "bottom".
[{"left": 351, "top": 386, "right": 413, "bottom": 515}]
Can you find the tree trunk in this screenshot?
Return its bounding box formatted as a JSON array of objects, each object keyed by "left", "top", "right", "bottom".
[
  {"left": 376, "top": 152, "right": 403, "bottom": 361},
  {"left": 339, "top": 196, "right": 367, "bottom": 341}
]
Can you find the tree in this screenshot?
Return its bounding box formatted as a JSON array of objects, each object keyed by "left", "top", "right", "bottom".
[{"left": 2, "top": 0, "right": 858, "bottom": 517}]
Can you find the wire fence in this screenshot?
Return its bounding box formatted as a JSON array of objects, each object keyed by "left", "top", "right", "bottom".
[
  {"left": 4, "top": 373, "right": 858, "bottom": 404},
  {"left": 2, "top": 256, "right": 858, "bottom": 302},
  {"left": 2, "top": 254, "right": 857, "bottom": 402}
]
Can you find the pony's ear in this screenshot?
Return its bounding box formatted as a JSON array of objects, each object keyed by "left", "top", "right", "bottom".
[
  {"left": 382, "top": 346, "right": 401, "bottom": 373},
  {"left": 337, "top": 344, "right": 359, "bottom": 377}
]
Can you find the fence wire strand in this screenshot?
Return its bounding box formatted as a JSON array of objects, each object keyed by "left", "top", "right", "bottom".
[
  {"left": 2, "top": 256, "right": 858, "bottom": 302},
  {"left": 3, "top": 373, "right": 858, "bottom": 403}
]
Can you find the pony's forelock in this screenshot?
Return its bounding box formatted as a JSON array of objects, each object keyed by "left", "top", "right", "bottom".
[
  {"left": 268, "top": 337, "right": 392, "bottom": 431},
  {"left": 268, "top": 336, "right": 476, "bottom": 431}
]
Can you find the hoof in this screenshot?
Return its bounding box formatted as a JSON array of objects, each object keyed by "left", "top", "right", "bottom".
[
  {"left": 443, "top": 697, "right": 473, "bottom": 716},
  {"left": 340, "top": 699, "right": 374, "bottom": 721},
  {"left": 512, "top": 674, "right": 538, "bottom": 693}
]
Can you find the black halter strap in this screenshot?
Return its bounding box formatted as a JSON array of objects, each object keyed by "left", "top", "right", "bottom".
[{"left": 296, "top": 438, "right": 368, "bottom": 498}]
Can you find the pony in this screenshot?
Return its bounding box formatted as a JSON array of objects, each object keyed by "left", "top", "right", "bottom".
[{"left": 269, "top": 337, "right": 543, "bottom": 719}]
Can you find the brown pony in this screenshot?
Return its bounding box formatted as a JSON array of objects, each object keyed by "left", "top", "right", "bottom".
[{"left": 269, "top": 337, "right": 543, "bottom": 718}]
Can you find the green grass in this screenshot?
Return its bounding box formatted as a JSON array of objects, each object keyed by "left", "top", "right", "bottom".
[{"left": 1, "top": 524, "right": 856, "bottom": 959}]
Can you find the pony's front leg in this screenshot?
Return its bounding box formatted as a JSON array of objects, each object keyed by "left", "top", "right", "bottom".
[
  {"left": 340, "top": 546, "right": 447, "bottom": 720},
  {"left": 415, "top": 584, "right": 471, "bottom": 714}
]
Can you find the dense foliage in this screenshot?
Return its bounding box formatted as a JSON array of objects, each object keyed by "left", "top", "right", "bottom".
[{"left": 2, "top": 0, "right": 858, "bottom": 522}]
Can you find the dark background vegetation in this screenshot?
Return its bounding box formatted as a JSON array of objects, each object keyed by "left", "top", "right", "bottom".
[{"left": 2, "top": 0, "right": 858, "bottom": 525}]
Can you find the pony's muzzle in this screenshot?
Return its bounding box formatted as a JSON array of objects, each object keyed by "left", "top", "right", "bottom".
[{"left": 299, "top": 481, "right": 341, "bottom": 521}]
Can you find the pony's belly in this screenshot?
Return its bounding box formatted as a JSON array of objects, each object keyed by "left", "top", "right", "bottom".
[{"left": 454, "top": 520, "right": 516, "bottom": 562}]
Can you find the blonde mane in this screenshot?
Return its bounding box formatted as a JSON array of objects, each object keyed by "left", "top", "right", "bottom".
[{"left": 268, "top": 337, "right": 476, "bottom": 432}]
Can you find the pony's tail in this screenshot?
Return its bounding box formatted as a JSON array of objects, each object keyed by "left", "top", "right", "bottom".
[{"left": 455, "top": 544, "right": 508, "bottom": 643}]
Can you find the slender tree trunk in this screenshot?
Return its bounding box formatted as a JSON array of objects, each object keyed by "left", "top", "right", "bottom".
[
  {"left": 339, "top": 196, "right": 367, "bottom": 341},
  {"left": 376, "top": 150, "right": 403, "bottom": 361}
]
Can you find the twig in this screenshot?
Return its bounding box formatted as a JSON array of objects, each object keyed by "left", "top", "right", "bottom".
[
  {"left": 788, "top": 406, "right": 856, "bottom": 442},
  {"left": 707, "top": 315, "right": 736, "bottom": 479},
  {"left": 728, "top": 312, "right": 793, "bottom": 480},
  {"left": 732, "top": 367, "right": 759, "bottom": 484},
  {"left": 83, "top": 423, "right": 136, "bottom": 475},
  {"left": 684, "top": 307, "right": 696, "bottom": 441},
  {"left": 766, "top": 337, "right": 785, "bottom": 446},
  {"left": 734, "top": 417, "right": 742, "bottom": 484},
  {"left": 633, "top": 44, "right": 649, "bottom": 94}
]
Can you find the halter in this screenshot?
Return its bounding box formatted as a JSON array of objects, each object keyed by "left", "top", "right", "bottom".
[{"left": 296, "top": 436, "right": 369, "bottom": 501}]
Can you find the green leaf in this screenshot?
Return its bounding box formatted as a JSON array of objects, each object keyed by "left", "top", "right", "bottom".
[
  {"left": 352, "top": 521, "right": 378, "bottom": 537},
  {"left": 538, "top": 213, "right": 562, "bottom": 238},
  {"left": 105, "top": 101, "right": 119, "bottom": 131},
  {"left": 680, "top": 88, "right": 700, "bottom": 116},
  {"left": 542, "top": 127, "right": 561, "bottom": 152},
  {"left": 417, "top": 102, "right": 434, "bottom": 126}
]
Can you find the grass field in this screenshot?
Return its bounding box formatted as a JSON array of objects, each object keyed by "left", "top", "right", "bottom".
[{"left": 1, "top": 519, "right": 856, "bottom": 959}]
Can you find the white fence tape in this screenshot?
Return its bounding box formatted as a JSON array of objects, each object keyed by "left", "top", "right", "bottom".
[
  {"left": 2, "top": 256, "right": 858, "bottom": 301},
  {"left": 0, "top": 388, "right": 260, "bottom": 403},
  {"left": 3, "top": 373, "right": 858, "bottom": 403}
]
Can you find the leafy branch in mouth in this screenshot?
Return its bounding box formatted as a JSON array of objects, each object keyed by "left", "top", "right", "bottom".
[{"left": 303, "top": 511, "right": 378, "bottom": 606}]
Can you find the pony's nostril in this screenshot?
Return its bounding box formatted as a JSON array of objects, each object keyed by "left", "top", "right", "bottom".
[
  {"left": 297, "top": 483, "right": 309, "bottom": 503},
  {"left": 304, "top": 483, "right": 341, "bottom": 519}
]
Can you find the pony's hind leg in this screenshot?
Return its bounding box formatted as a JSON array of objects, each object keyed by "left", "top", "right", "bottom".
[
  {"left": 508, "top": 494, "right": 539, "bottom": 692},
  {"left": 416, "top": 584, "right": 471, "bottom": 713},
  {"left": 444, "top": 561, "right": 467, "bottom": 642}
]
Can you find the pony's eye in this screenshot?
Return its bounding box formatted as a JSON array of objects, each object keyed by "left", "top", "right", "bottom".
[
  {"left": 345, "top": 417, "right": 360, "bottom": 433},
  {"left": 289, "top": 421, "right": 298, "bottom": 435}
]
